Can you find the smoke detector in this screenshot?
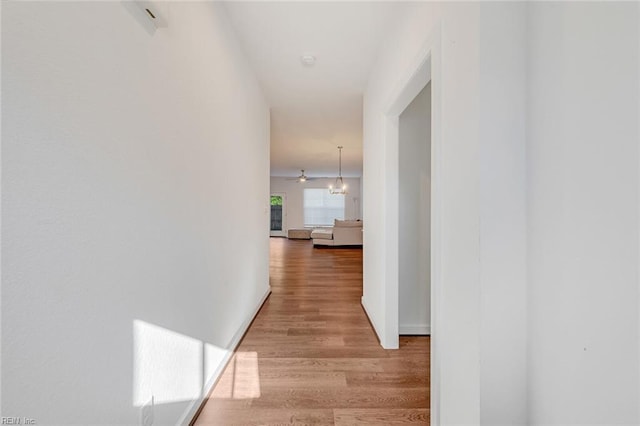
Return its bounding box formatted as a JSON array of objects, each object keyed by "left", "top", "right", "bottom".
[{"left": 300, "top": 54, "right": 316, "bottom": 67}]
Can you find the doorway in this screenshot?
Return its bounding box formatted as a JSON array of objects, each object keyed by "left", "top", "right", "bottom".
[
  {"left": 398, "top": 83, "right": 431, "bottom": 335},
  {"left": 377, "top": 27, "right": 442, "bottom": 422},
  {"left": 270, "top": 193, "right": 286, "bottom": 237}
]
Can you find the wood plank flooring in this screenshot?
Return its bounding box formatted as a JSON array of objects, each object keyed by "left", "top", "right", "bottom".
[{"left": 193, "top": 237, "right": 430, "bottom": 425}]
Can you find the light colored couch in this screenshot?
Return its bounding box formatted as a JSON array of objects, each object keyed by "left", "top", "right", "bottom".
[{"left": 311, "top": 219, "right": 363, "bottom": 246}]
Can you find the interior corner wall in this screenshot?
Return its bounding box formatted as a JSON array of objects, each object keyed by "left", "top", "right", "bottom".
[
  {"left": 526, "top": 2, "right": 640, "bottom": 424},
  {"left": 269, "top": 177, "right": 361, "bottom": 231},
  {"left": 2, "top": 2, "right": 270, "bottom": 424}
]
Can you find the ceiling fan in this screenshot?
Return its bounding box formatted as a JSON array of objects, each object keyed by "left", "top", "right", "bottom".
[{"left": 286, "top": 169, "right": 317, "bottom": 183}]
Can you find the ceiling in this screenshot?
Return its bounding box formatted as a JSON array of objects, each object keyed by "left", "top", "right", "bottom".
[{"left": 223, "top": 2, "right": 402, "bottom": 178}]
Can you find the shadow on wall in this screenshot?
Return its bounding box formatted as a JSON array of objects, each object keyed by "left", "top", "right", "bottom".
[{"left": 132, "top": 320, "right": 261, "bottom": 420}]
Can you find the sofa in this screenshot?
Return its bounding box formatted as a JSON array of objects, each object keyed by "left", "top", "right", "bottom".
[{"left": 311, "top": 219, "right": 363, "bottom": 246}]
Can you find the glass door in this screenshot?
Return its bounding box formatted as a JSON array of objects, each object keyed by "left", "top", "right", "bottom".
[{"left": 270, "top": 193, "right": 286, "bottom": 237}]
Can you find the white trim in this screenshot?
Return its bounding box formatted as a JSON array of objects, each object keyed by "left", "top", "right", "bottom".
[
  {"left": 177, "top": 287, "right": 271, "bottom": 426},
  {"left": 383, "top": 115, "right": 400, "bottom": 349},
  {"left": 0, "top": 1, "right": 3, "bottom": 412},
  {"left": 637, "top": 3, "right": 640, "bottom": 419},
  {"left": 429, "top": 25, "right": 443, "bottom": 426},
  {"left": 399, "top": 325, "right": 431, "bottom": 335},
  {"left": 385, "top": 57, "right": 432, "bottom": 117},
  {"left": 380, "top": 22, "right": 442, "bottom": 426},
  {"left": 361, "top": 297, "right": 383, "bottom": 343}
]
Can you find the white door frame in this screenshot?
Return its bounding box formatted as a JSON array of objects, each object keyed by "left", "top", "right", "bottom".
[
  {"left": 381, "top": 24, "right": 442, "bottom": 425},
  {"left": 269, "top": 192, "right": 286, "bottom": 237}
]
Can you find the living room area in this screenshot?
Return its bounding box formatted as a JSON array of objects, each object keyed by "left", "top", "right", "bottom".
[{"left": 269, "top": 175, "right": 363, "bottom": 247}]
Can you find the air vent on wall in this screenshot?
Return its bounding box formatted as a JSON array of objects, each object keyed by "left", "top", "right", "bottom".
[
  {"left": 137, "top": 1, "right": 168, "bottom": 28},
  {"left": 122, "top": 1, "right": 168, "bottom": 34}
]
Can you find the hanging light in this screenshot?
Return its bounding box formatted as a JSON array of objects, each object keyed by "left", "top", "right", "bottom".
[{"left": 329, "top": 146, "right": 348, "bottom": 194}]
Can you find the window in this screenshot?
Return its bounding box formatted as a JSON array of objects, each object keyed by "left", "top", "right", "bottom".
[
  {"left": 304, "top": 188, "right": 345, "bottom": 227},
  {"left": 270, "top": 195, "right": 283, "bottom": 232}
]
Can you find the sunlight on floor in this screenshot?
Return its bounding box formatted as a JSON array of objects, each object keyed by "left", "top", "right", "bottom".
[{"left": 211, "top": 352, "right": 261, "bottom": 399}]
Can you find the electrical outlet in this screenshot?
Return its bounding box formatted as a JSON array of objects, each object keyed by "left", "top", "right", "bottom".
[{"left": 140, "top": 395, "right": 154, "bottom": 426}]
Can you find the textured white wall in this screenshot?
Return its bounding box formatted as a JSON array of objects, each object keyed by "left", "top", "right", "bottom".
[
  {"left": 398, "top": 83, "right": 431, "bottom": 335},
  {"left": 269, "top": 177, "right": 361, "bottom": 231},
  {"left": 478, "top": 3, "right": 528, "bottom": 425},
  {"left": 366, "top": 2, "right": 640, "bottom": 424},
  {"left": 363, "top": 2, "right": 527, "bottom": 424},
  {"left": 527, "top": 3, "right": 640, "bottom": 424},
  {"left": 364, "top": 3, "right": 482, "bottom": 423},
  {"left": 2, "top": 2, "right": 270, "bottom": 424}
]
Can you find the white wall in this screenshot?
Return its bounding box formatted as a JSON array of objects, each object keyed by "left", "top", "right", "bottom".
[
  {"left": 477, "top": 3, "right": 528, "bottom": 425},
  {"left": 398, "top": 83, "right": 431, "bottom": 335},
  {"left": 0, "top": 2, "right": 4, "bottom": 414},
  {"left": 270, "top": 177, "right": 361, "bottom": 231},
  {"left": 527, "top": 3, "right": 639, "bottom": 424},
  {"left": 366, "top": 2, "right": 639, "bottom": 425},
  {"left": 363, "top": 2, "right": 527, "bottom": 424},
  {"left": 2, "top": 2, "right": 270, "bottom": 425},
  {"left": 364, "top": 4, "right": 482, "bottom": 423}
]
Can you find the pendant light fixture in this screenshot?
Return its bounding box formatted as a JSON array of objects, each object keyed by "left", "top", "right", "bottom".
[{"left": 329, "top": 146, "right": 347, "bottom": 195}]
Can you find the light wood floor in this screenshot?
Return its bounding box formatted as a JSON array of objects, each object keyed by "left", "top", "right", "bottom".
[{"left": 192, "top": 237, "right": 430, "bottom": 425}]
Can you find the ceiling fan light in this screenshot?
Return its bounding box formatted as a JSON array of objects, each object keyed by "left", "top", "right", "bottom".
[{"left": 296, "top": 169, "right": 308, "bottom": 183}]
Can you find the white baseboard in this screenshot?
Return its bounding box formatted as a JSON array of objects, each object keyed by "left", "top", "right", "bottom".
[
  {"left": 177, "top": 286, "right": 271, "bottom": 426},
  {"left": 399, "top": 324, "right": 431, "bottom": 335},
  {"left": 361, "top": 297, "right": 383, "bottom": 343}
]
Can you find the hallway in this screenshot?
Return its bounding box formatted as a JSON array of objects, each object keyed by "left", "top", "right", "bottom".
[{"left": 193, "top": 238, "right": 430, "bottom": 425}]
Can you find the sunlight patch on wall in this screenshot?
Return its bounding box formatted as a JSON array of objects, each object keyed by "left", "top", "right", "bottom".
[
  {"left": 133, "top": 320, "right": 211, "bottom": 407},
  {"left": 133, "top": 320, "right": 259, "bottom": 407},
  {"left": 204, "top": 342, "right": 229, "bottom": 385}
]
